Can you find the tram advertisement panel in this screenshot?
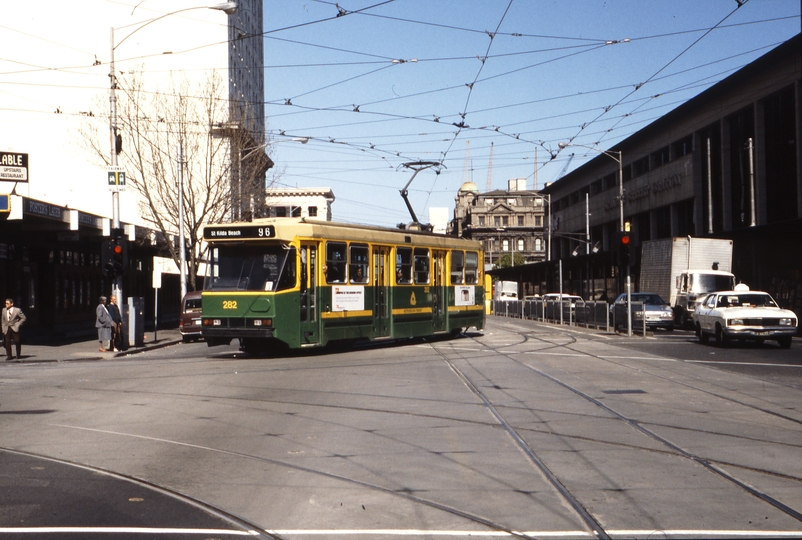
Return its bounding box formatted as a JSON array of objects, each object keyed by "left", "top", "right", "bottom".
[{"left": 332, "top": 285, "right": 365, "bottom": 311}]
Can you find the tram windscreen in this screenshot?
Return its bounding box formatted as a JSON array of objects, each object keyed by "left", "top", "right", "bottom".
[{"left": 205, "top": 245, "right": 296, "bottom": 292}]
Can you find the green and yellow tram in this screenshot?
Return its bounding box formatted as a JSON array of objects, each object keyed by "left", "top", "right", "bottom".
[{"left": 201, "top": 218, "right": 485, "bottom": 352}]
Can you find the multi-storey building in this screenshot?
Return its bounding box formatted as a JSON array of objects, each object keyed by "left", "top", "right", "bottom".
[
  {"left": 264, "top": 188, "right": 336, "bottom": 221},
  {"left": 0, "top": 1, "right": 266, "bottom": 339},
  {"left": 492, "top": 35, "right": 801, "bottom": 315},
  {"left": 451, "top": 178, "right": 548, "bottom": 270}
]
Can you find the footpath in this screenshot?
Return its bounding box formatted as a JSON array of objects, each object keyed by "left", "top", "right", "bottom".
[{"left": 2, "top": 328, "right": 183, "bottom": 364}]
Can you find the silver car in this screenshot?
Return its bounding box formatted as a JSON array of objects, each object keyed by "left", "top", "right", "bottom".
[{"left": 612, "top": 292, "right": 675, "bottom": 332}]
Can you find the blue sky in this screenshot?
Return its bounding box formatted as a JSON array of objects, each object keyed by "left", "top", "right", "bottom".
[{"left": 262, "top": 0, "right": 800, "bottom": 228}]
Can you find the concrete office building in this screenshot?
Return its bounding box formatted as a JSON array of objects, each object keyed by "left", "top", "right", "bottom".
[
  {"left": 492, "top": 34, "right": 801, "bottom": 316},
  {"left": 0, "top": 1, "right": 266, "bottom": 339}
]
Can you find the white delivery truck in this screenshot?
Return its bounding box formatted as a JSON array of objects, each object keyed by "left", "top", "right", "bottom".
[
  {"left": 494, "top": 281, "right": 519, "bottom": 301},
  {"left": 639, "top": 237, "right": 736, "bottom": 327}
]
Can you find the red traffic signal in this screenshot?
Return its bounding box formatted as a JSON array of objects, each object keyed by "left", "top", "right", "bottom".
[{"left": 620, "top": 233, "right": 630, "bottom": 245}]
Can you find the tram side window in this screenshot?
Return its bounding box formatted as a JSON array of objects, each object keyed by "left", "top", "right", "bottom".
[
  {"left": 350, "top": 244, "right": 369, "bottom": 283},
  {"left": 465, "top": 251, "right": 479, "bottom": 284},
  {"left": 396, "top": 247, "right": 412, "bottom": 284},
  {"left": 451, "top": 251, "right": 464, "bottom": 284},
  {"left": 414, "top": 248, "right": 430, "bottom": 284},
  {"left": 326, "top": 242, "right": 347, "bottom": 283}
]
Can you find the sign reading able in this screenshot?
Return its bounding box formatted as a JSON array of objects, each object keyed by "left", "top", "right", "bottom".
[
  {"left": 0, "top": 151, "right": 29, "bottom": 182},
  {"left": 203, "top": 225, "right": 275, "bottom": 240}
]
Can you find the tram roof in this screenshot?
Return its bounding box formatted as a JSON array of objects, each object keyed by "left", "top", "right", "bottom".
[{"left": 203, "top": 217, "right": 483, "bottom": 250}]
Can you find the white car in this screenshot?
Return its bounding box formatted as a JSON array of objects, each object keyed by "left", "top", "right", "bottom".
[{"left": 693, "top": 290, "right": 797, "bottom": 348}]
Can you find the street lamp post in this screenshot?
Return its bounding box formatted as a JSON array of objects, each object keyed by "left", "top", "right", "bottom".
[
  {"left": 109, "top": 2, "right": 237, "bottom": 303},
  {"left": 557, "top": 141, "right": 630, "bottom": 335}
]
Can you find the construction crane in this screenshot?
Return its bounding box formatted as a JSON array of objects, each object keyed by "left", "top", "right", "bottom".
[{"left": 556, "top": 152, "right": 575, "bottom": 180}]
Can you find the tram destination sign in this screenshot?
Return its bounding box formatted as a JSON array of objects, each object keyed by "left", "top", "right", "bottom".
[
  {"left": 1, "top": 151, "right": 28, "bottom": 182},
  {"left": 204, "top": 224, "right": 276, "bottom": 240}
]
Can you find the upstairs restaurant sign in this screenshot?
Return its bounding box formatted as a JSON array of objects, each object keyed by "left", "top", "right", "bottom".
[{"left": 1, "top": 151, "right": 29, "bottom": 182}]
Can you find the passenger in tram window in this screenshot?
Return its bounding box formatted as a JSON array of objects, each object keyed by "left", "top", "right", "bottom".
[{"left": 351, "top": 265, "right": 367, "bottom": 283}]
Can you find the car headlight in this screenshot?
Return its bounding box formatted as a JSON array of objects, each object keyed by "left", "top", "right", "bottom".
[
  {"left": 728, "top": 318, "right": 744, "bottom": 326},
  {"left": 779, "top": 318, "right": 796, "bottom": 326}
]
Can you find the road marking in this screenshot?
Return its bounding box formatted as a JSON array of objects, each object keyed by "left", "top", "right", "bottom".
[
  {"left": 262, "top": 530, "right": 802, "bottom": 538},
  {"left": 0, "top": 527, "right": 258, "bottom": 536},
  {"left": 4, "top": 528, "right": 799, "bottom": 538}
]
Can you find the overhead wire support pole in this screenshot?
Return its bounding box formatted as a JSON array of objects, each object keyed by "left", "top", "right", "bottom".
[{"left": 398, "top": 161, "right": 443, "bottom": 228}]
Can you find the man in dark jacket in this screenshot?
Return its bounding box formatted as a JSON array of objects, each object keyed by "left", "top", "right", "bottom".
[{"left": 108, "top": 295, "right": 123, "bottom": 352}]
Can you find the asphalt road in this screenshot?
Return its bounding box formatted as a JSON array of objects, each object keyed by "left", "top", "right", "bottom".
[{"left": 1, "top": 318, "right": 800, "bottom": 539}]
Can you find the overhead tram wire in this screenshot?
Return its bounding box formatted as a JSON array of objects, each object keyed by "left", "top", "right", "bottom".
[{"left": 557, "top": 0, "right": 751, "bottom": 152}]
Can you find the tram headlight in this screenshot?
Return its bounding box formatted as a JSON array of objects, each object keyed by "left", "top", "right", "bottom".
[
  {"left": 203, "top": 318, "right": 222, "bottom": 326},
  {"left": 253, "top": 319, "right": 273, "bottom": 327}
]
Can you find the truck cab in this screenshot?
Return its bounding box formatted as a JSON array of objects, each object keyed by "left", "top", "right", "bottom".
[{"left": 674, "top": 270, "right": 736, "bottom": 326}]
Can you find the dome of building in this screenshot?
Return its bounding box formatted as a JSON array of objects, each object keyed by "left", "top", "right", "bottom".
[{"left": 458, "top": 181, "right": 479, "bottom": 193}]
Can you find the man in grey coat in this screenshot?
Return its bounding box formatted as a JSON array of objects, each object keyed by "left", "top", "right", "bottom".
[
  {"left": 2, "top": 298, "right": 26, "bottom": 361},
  {"left": 96, "top": 296, "right": 114, "bottom": 352}
]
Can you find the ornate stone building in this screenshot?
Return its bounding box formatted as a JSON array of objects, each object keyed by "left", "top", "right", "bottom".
[{"left": 451, "top": 178, "right": 548, "bottom": 270}]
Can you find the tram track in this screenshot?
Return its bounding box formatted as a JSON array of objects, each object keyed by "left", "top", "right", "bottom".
[
  {"left": 429, "top": 320, "right": 802, "bottom": 535},
  {"left": 4, "top": 332, "right": 801, "bottom": 539}
]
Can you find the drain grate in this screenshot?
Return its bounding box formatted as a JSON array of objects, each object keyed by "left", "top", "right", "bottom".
[{"left": 602, "top": 389, "right": 646, "bottom": 395}]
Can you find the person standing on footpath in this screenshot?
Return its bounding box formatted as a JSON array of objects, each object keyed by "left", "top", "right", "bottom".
[
  {"left": 2, "top": 298, "right": 26, "bottom": 361},
  {"left": 95, "top": 296, "right": 114, "bottom": 352},
  {"left": 108, "top": 295, "right": 123, "bottom": 352}
]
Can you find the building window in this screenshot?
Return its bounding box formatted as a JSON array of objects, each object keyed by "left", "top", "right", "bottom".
[
  {"left": 478, "top": 216, "right": 485, "bottom": 226},
  {"left": 308, "top": 206, "right": 318, "bottom": 217},
  {"left": 276, "top": 207, "right": 287, "bottom": 217},
  {"left": 535, "top": 238, "right": 543, "bottom": 251},
  {"left": 502, "top": 216, "right": 509, "bottom": 226},
  {"left": 494, "top": 216, "right": 501, "bottom": 227},
  {"left": 535, "top": 216, "right": 542, "bottom": 227},
  {"left": 502, "top": 239, "right": 509, "bottom": 251},
  {"left": 517, "top": 215, "right": 524, "bottom": 226},
  {"left": 517, "top": 238, "right": 524, "bottom": 251}
]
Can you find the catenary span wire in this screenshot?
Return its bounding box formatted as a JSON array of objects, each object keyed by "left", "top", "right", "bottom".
[{"left": 558, "top": 0, "right": 750, "bottom": 153}]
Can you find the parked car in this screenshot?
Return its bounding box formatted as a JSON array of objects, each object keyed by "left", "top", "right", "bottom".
[
  {"left": 542, "top": 293, "right": 583, "bottom": 306},
  {"left": 693, "top": 289, "right": 797, "bottom": 348},
  {"left": 611, "top": 292, "right": 675, "bottom": 332},
  {"left": 179, "top": 291, "right": 203, "bottom": 342}
]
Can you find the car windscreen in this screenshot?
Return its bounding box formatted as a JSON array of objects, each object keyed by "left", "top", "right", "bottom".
[
  {"left": 204, "top": 244, "right": 296, "bottom": 292},
  {"left": 696, "top": 274, "right": 734, "bottom": 292}
]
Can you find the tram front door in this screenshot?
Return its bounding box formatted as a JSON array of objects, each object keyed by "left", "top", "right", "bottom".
[
  {"left": 432, "top": 250, "right": 447, "bottom": 332},
  {"left": 299, "top": 244, "right": 319, "bottom": 345},
  {"left": 372, "top": 247, "right": 391, "bottom": 338}
]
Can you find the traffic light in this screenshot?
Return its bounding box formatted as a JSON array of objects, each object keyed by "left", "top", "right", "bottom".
[
  {"left": 618, "top": 231, "right": 632, "bottom": 267},
  {"left": 112, "top": 240, "right": 128, "bottom": 276},
  {"left": 101, "top": 239, "right": 128, "bottom": 278}
]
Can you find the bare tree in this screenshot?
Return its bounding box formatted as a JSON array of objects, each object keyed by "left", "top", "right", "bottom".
[{"left": 78, "top": 70, "right": 274, "bottom": 290}]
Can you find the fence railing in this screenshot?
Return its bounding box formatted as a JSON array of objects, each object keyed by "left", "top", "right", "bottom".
[{"left": 492, "top": 299, "right": 649, "bottom": 335}]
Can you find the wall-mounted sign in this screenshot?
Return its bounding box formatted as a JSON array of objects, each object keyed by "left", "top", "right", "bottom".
[{"left": 0, "top": 152, "right": 28, "bottom": 182}]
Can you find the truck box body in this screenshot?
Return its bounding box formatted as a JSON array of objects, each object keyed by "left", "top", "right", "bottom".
[
  {"left": 494, "top": 281, "right": 519, "bottom": 301},
  {"left": 640, "top": 237, "right": 733, "bottom": 305},
  {"left": 640, "top": 237, "right": 735, "bottom": 325}
]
